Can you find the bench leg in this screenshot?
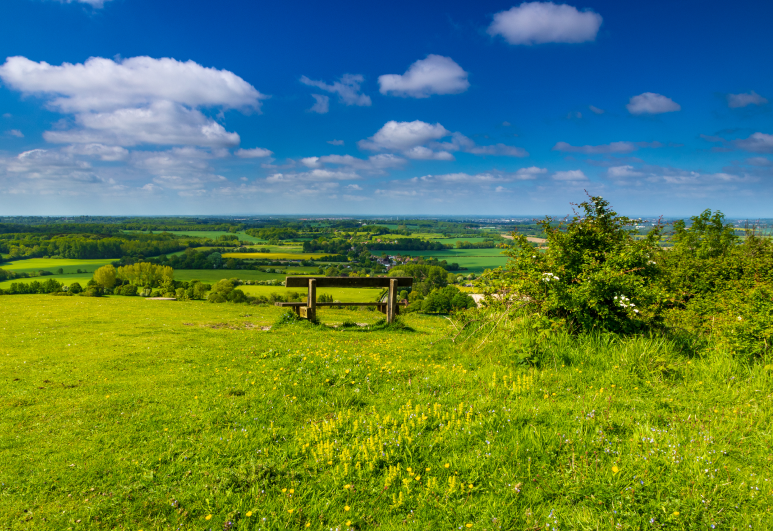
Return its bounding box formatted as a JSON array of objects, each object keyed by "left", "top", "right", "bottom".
[
  {"left": 387, "top": 278, "right": 397, "bottom": 324},
  {"left": 307, "top": 278, "right": 316, "bottom": 321}
]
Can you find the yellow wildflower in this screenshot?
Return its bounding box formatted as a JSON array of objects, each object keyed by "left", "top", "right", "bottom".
[
  {"left": 246, "top": 511, "right": 252, "bottom": 517},
  {"left": 612, "top": 465, "right": 619, "bottom": 474},
  {"left": 205, "top": 515, "right": 212, "bottom": 521},
  {"left": 344, "top": 506, "right": 350, "bottom": 511}
]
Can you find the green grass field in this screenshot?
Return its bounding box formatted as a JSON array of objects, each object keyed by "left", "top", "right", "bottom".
[
  {"left": 124, "top": 230, "right": 268, "bottom": 243},
  {"left": 0, "top": 257, "right": 116, "bottom": 274},
  {"left": 2, "top": 295, "right": 771, "bottom": 529},
  {"left": 389, "top": 248, "right": 508, "bottom": 274},
  {"left": 237, "top": 285, "right": 384, "bottom": 303}
]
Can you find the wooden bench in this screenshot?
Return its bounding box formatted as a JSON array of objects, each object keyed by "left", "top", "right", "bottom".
[{"left": 275, "top": 276, "right": 412, "bottom": 323}]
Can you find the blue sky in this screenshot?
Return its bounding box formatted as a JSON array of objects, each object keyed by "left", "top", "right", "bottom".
[{"left": 0, "top": 0, "right": 771, "bottom": 217}]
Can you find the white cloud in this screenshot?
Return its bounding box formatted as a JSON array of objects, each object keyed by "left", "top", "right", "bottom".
[
  {"left": 63, "top": 143, "right": 129, "bottom": 161},
  {"left": 554, "top": 141, "right": 636, "bottom": 154},
  {"left": 432, "top": 132, "right": 529, "bottom": 157},
  {"left": 552, "top": 140, "right": 662, "bottom": 154},
  {"left": 416, "top": 167, "right": 547, "bottom": 184},
  {"left": 378, "top": 55, "right": 469, "bottom": 98},
  {"left": 265, "top": 169, "right": 360, "bottom": 183},
  {"left": 626, "top": 93, "right": 681, "bottom": 115},
  {"left": 515, "top": 166, "right": 548, "bottom": 179},
  {"left": 552, "top": 169, "right": 587, "bottom": 181},
  {"left": 734, "top": 132, "right": 773, "bottom": 153},
  {"left": 300, "top": 156, "right": 323, "bottom": 169},
  {"left": 588, "top": 105, "right": 604, "bottom": 114},
  {"left": 404, "top": 147, "right": 456, "bottom": 161},
  {"left": 6, "top": 129, "right": 24, "bottom": 138},
  {"left": 0, "top": 56, "right": 264, "bottom": 147},
  {"left": 236, "top": 147, "right": 273, "bottom": 158},
  {"left": 727, "top": 91, "right": 768, "bottom": 108},
  {"left": 488, "top": 2, "right": 602, "bottom": 45},
  {"left": 309, "top": 94, "right": 329, "bottom": 114},
  {"left": 0, "top": 56, "right": 264, "bottom": 113},
  {"left": 359, "top": 120, "right": 528, "bottom": 159},
  {"left": 43, "top": 101, "right": 241, "bottom": 148},
  {"left": 346, "top": 184, "right": 363, "bottom": 191},
  {"left": 300, "top": 74, "right": 371, "bottom": 106},
  {"left": 319, "top": 153, "right": 406, "bottom": 172},
  {"left": 327, "top": 139, "right": 344, "bottom": 146},
  {"left": 359, "top": 120, "right": 450, "bottom": 152},
  {"left": 57, "top": 0, "right": 113, "bottom": 7},
  {"left": 607, "top": 165, "right": 644, "bottom": 178}
]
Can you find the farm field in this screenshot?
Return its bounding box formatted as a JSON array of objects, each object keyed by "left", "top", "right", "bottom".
[
  {"left": 389, "top": 248, "right": 508, "bottom": 274},
  {"left": 172, "top": 268, "right": 319, "bottom": 284},
  {"left": 125, "top": 230, "right": 268, "bottom": 243},
  {"left": 222, "top": 252, "right": 329, "bottom": 260},
  {"left": 0, "top": 257, "right": 116, "bottom": 274},
  {"left": 237, "top": 284, "right": 384, "bottom": 303},
  {"left": 2, "top": 296, "right": 771, "bottom": 529}
]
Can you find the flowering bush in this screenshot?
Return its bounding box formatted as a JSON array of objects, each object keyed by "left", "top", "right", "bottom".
[{"left": 483, "top": 195, "right": 665, "bottom": 333}]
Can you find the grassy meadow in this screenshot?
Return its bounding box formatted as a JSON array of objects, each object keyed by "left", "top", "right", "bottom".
[
  {"left": 0, "top": 258, "right": 115, "bottom": 275},
  {"left": 2, "top": 295, "right": 771, "bottom": 529}
]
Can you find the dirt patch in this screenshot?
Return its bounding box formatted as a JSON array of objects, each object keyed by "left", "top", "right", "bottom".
[{"left": 203, "top": 322, "right": 271, "bottom": 331}]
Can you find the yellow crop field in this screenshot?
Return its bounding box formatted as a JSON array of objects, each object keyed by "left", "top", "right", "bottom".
[{"left": 221, "top": 252, "right": 330, "bottom": 260}]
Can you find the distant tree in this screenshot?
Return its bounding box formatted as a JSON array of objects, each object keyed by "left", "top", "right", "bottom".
[
  {"left": 69, "top": 282, "right": 83, "bottom": 294},
  {"left": 93, "top": 264, "right": 117, "bottom": 289}
]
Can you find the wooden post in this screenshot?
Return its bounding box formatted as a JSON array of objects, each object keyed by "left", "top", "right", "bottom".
[
  {"left": 387, "top": 278, "right": 397, "bottom": 323},
  {"left": 307, "top": 278, "right": 316, "bottom": 321}
]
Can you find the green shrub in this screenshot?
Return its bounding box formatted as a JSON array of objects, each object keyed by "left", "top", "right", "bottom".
[{"left": 484, "top": 195, "right": 665, "bottom": 333}]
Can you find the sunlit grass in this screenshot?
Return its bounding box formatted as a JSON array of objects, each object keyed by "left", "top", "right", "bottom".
[{"left": 1, "top": 296, "right": 771, "bottom": 529}]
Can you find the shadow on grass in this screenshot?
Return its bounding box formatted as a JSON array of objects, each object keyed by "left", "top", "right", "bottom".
[{"left": 272, "top": 310, "right": 415, "bottom": 332}]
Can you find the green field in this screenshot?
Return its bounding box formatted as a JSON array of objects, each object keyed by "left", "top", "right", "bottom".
[
  {"left": 389, "top": 248, "right": 508, "bottom": 274},
  {"left": 0, "top": 257, "right": 116, "bottom": 274},
  {"left": 238, "top": 285, "right": 384, "bottom": 303},
  {"left": 125, "top": 230, "right": 268, "bottom": 243},
  {"left": 173, "top": 268, "right": 319, "bottom": 284},
  {"left": 0, "top": 274, "right": 94, "bottom": 290},
  {"left": 2, "top": 296, "right": 771, "bottom": 529}
]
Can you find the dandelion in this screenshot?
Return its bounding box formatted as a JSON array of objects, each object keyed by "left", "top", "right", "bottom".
[
  {"left": 246, "top": 511, "right": 253, "bottom": 517},
  {"left": 468, "top": 484, "right": 473, "bottom": 488},
  {"left": 289, "top": 489, "right": 295, "bottom": 494},
  {"left": 346, "top": 521, "right": 351, "bottom": 526},
  {"left": 466, "top": 524, "right": 473, "bottom": 528},
  {"left": 205, "top": 515, "right": 212, "bottom": 520},
  {"left": 344, "top": 505, "right": 350, "bottom": 511},
  {"left": 305, "top": 523, "right": 311, "bottom": 528},
  {"left": 344, "top": 484, "right": 351, "bottom": 489},
  {"left": 288, "top": 509, "right": 294, "bottom": 514},
  {"left": 445, "top": 463, "right": 450, "bottom": 468},
  {"left": 612, "top": 465, "right": 619, "bottom": 474},
  {"left": 673, "top": 511, "right": 680, "bottom": 516},
  {"left": 282, "top": 488, "right": 287, "bottom": 492}
]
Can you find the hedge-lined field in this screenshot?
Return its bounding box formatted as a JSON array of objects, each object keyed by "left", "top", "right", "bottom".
[{"left": 2, "top": 296, "right": 771, "bottom": 530}]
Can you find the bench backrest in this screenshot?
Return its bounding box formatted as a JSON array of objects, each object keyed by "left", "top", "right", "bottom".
[{"left": 284, "top": 276, "right": 413, "bottom": 288}]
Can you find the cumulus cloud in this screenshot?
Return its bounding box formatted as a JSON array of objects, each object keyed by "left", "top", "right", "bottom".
[
  {"left": 734, "top": 132, "right": 773, "bottom": 153},
  {"left": 309, "top": 94, "right": 329, "bottom": 114},
  {"left": 43, "top": 101, "right": 241, "bottom": 148},
  {"left": 552, "top": 140, "right": 663, "bottom": 154},
  {"left": 6, "top": 129, "right": 24, "bottom": 138},
  {"left": 378, "top": 55, "right": 469, "bottom": 98},
  {"left": 0, "top": 148, "right": 113, "bottom": 195},
  {"left": 327, "top": 139, "right": 344, "bottom": 146},
  {"left": 359, "top": 121, "right": 528, "bottom": 159},
  {"left": 235, "top": 147, "right": 273, "bottom": 158},
  {"left": 552, "top": 169, "right": 587, "bottom": 181},
  {"left": 626, "top": 93, "right": 681, "bottom": 115},
  {"left": 63, "top": 143, "right": 129, "bottom": 161},
  {"left": 0, "top": 56, "right": 264, "bottom": 113},
  {"left": 488, "top": 2, "right": 602, "bottom": 45},
  {"left": 300, "top": 74, "right": 371, "bottom": 106},
  {"left": 319, "top": 154, "right": 406, "bottom": 173},
  {"left": 727, "top": 91, "right": 768, "bottom": 108},
  {"left": 359, "top": 120, "right": 450, "bottom": 152},
  {"left": 416, "top": 167, "right": 547, "bottom": 184},
  {"left": 404, "top": 147, "right": 456, "bottom": 161},
  {"left": 0, "top": 56, "right": 264, "bottom": 147},
  {"left": 607, "top": 165, "right": 644, "bottom": 178}
]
